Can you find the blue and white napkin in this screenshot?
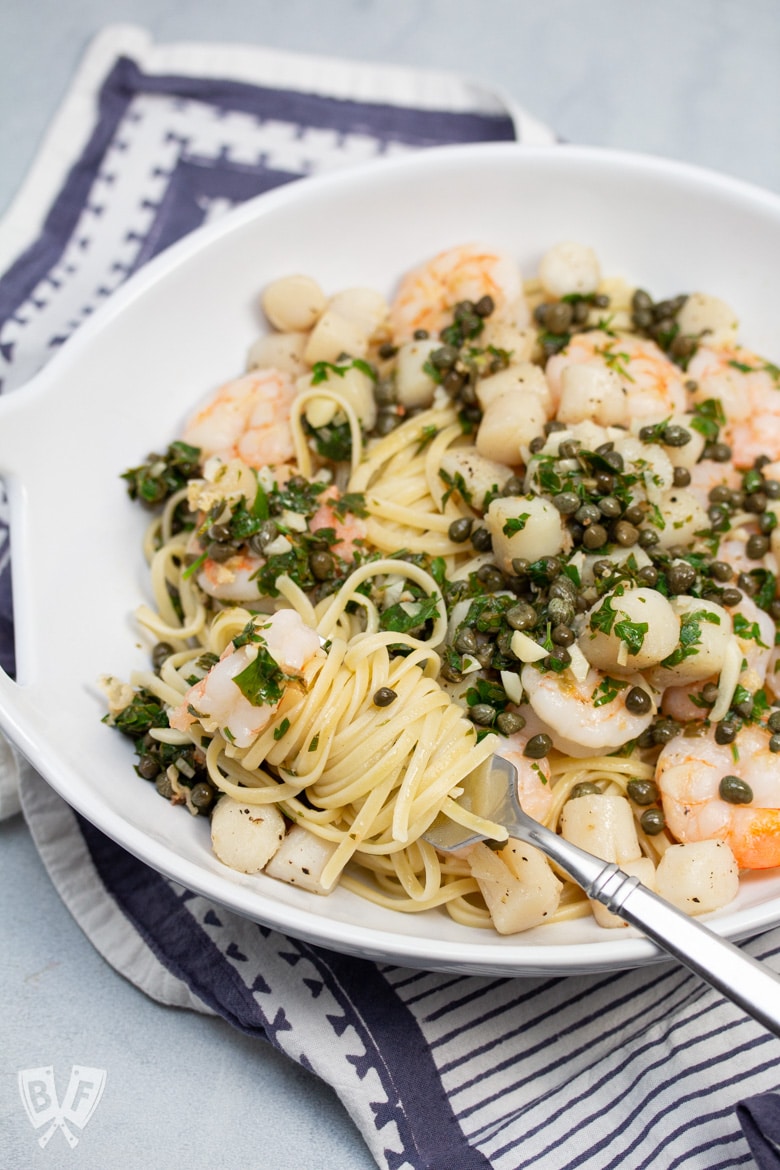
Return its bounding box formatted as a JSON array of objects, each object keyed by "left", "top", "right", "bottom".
[{"left": 2, "top": 26, "right": 780, "bottom": 1170}]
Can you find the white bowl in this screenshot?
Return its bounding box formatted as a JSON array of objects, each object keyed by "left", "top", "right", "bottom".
[{"left": 3, "top": 142, "right": 780, "bottom": 976}]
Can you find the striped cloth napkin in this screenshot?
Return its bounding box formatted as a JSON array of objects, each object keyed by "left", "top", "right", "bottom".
[{"left": 2, "top": 26, "right": 780, "bottom": 1170}]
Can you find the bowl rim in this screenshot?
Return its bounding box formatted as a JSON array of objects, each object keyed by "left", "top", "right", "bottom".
[{"left": 4, "top": 139, "right": 780, "bottom": 975}]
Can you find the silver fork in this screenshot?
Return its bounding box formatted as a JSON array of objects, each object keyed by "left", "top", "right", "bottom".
[{"left": 424, "top": 755, "right": 780, "bottom": 1038}]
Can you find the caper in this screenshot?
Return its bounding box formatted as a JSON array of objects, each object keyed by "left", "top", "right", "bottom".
[
  {"left": 715, "top": 720, "right": 737, "bottom": 745},
  {"left": 672, "top": 466, "right": 692, "bottom": 487},
  {"left": 155, "top": 773, "right": 174, "bottom": 800},
  {"left": 701, "top": 682, "right": 720, "bottom": 706},
  {"left": 651, "top": 315, "right": 676, "bottom": 340},
  {"left": 138, "top": 755, "right": 160, "bottom": 780},
  {"left": 206, "top": 540, "right": 236, "bottom": 563},
  {"left": 613, "top": 520, "right": 639, "bottom": 547},
  {"left": 309, "top": 548, "right": 337, "bottom": 581},
  {"left": 258, "top": 519, "right": 279, "bottom": 548},
  {"left": 502, "top": 475, "right": 525, "bottom": 496},
  {"left": 442, "top": 369, "right": 465, "bottom": 396},
  {"left": 622, "top": 504, "right": 646, "bottom": 526},
  {"left": 429, "top": 344, "right": 460, "bottom": 371},
  {"left": 544, "top": 301, "right": 573, "bottom": 334},
  {"left": 537, "top": 556, "right": 561, "bottom": 580},
  {"left": 507, "top": 603, "right": 537, "bottom": 631},
  {"left": 592, "top": 559, "right": 614, "bottom": 579},
  {"left": 594, "top": 471, "right": 615, "bottom": 495},
  {"left": 661, "top": 424, "right": 691, "bottom": 448},
  {"left": 575, "top": 503, "right": 601, "bottom": 526},
  {"left": 582, "top": 523, "right": 608, "bottom": 550},
  {"left": 721, "top": 587, "right": 743, "bottom": 607},
  {"left": 598, "top": 496, "right": 622, "bottom": 519},
  {"left": 625, "top": 687, "right": 652, "bottom": 715},
  {"left": 545, "top": 419, "right": 568, "bottom": 435},
  {"left": 736, "top": 571, "right": 759, "bottom": 596},
  {"left": 374, "top": 410, "right": 400, "bottom": 436},
  {"left": 511, "top": 557, "right": 530, "bottom": 578},
  {"left": 770, "top": 734, "right": 780, "bottom": 754},
  {"left": 551, "top": 624, "right": 575, "bottom": 646},
  {"left": 632, "top": 288, "right": 653, "bottom": 312},
  {"left": 470, "top": 526, "right": 493, "bottom": 552},
  {"left": 558, "top": 438, "right": 580, "bottom": 459},
  {"left": 744, "top": 491, "right": 768, "bottom": 514},
  {"left": 765, "top": 479, "right": 780, "bottom": 499},
  {"left": 708, "top": 442, "right": 732, "bottom": 463},
  {"left": 529, "top": 436, "right": 546, "bottom": 454},
  {"left": 470, "top": 703, "right": 497, "bottom": 727},
  {"left": 553, "top": 491, "right": 581, "bottom": 515},
  {"left": 708, "top": 484, "right": 732, "bottom": 505},
  {"left": 718, "top": 774, "right": 753, "bottom": 804},
  {"left": 371, "top": 687, "right": 397, "bottom": 709},
  {"left": 548, "top": 597, "right": 575, "bottom": 627},
  {"left": 474, "top": 294, "right": 495, "bottom": 317},
  {"left": 476, "top": 565, "right": 506, "bottom": 592},
  {"left": 413, "top": 328, "right": 429, "bottom": 340},
  {"left": 746, "top": 534, "right": 769, "bottom": 559},
  {"left": 767, "top": 710, "right": 780, "bottom": 733},
  {"left": 652, "top": 720, "right": 679, "bottom": 746},
  {"left": 549, "top": 577, "right": 577, "bottom": 602},
  {"left": 570, "top": 781, "right": 601, "bottom": 800},
  {"left": 190, "top": 782, "right": 215, "bottom": 812},
  {"left": 377, "top": 342, "right": 398, "bottom": 360},
  {"left": 638, "top": 528, "right": 660, "bottom": 549},
  {"left": 760, "top": 512, "right": 777, "bottom": 534},
  {"left": 152, "top": 642, "right": 174, "bottom": 672},
  {"left": 710, "top": 560, "right": 733, "bottom": 582},
  {"left": 666, "top": 562, "right": 697, "bottom": 593},
  {"left": 636, "top": 566, "right": 659, "bottom": 587},
  {"left": 524, "top": 733, "right": 553, "bottom": 759},
  {"left": 454, "top": 627, "right": 478, "bottom": 655},
  {"left": 627, "top": 778, "right": 660, "bottom": 806},
  {"left": 640, "top": 808, "right": 666, "bottom": 836},
  {"left": 496, "top": 711, "right": 526, "bottom": 736},
  {"left": 448, "top": 516, "right": 474, "bottom": 543},
  {"left": 601, "top": 450, "right": 625, "bottom": 473},
  {"left": 669, "top": 334, "right": 697, "bottom": 362}
]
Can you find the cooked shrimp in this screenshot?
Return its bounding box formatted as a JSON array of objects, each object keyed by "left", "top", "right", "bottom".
[
  {"left": 169, "top": 609, "right": 323, "bottom": 748},
  {"left": 655, "top": 723, "right": 780, "bottom": 869},
  {"left": 197, "top": 552, "right": 264, "bottom": 603},
  {"left": 687, "top": 344, "right": 780, "bottom": 467},
  {"left": 685, "top": 458, "right": 740, "bottom": 510},
  {"left": 309, "top": 486, "right": 367, "bottom": 560},
  {"left": 519, "top": 664, "right": 655, "bottom": 758},
  {"left": 545, "top": 332, "right": 688, "bottom": 422},
  {"left": 494, "top": 732, "right": 554, "bottom": 823},
  {"left": 183, "top": 369, "right": 298, "bottom": 469},
  {"left": 730, "top": 593, "right": 775, "bottom": 692},
  {"left": 389, "top": 243, "right": 526, "bottom": 344},
  {"left": 662, "top": 595, "right": 774, "bottom": 722}
]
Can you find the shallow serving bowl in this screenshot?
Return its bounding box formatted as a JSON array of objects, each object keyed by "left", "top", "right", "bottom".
[{"left": 3, "top": 142, "right": 780, "bottom": 976}]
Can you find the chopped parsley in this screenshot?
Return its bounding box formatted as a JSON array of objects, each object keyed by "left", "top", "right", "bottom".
[
  {"left": 662, "top": 609, "right": 721, "bottom": 668},
  {"left": 122, "top": 441, "right": 201, "bottom": 507},
  {"left": 593, "top": 676, "right": 628, "bottom": 707},
  {"left": 310, "top": 357, "right": 377, "bottom": 385},
  {"left": 502, "top": 513, "right": 530, "bottom": 537}
]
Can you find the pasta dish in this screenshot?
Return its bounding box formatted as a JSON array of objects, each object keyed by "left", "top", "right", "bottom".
[{"left": 102, "top": 240, "right": 780, "bottom": 934}]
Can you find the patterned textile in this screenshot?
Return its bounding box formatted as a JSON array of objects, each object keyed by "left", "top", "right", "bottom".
[{"left": 2, "top": 27, "right": 779, "bottom": 1169}]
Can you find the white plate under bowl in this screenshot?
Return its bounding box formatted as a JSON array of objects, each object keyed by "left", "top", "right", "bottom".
[{"left": 3, "top": 142, "right": 780, "bottom": 977}]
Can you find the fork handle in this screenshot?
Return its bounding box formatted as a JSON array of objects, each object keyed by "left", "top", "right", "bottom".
[{"left": 514, "top": 819, "right": 780, "bottom": 1038}]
